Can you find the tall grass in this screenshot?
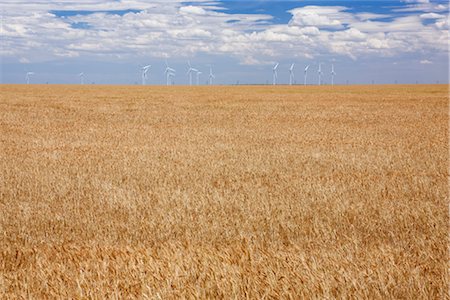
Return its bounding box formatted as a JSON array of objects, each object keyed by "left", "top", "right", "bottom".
[{"left": 0, "top": 84, "right": 448, "bottom": 298}]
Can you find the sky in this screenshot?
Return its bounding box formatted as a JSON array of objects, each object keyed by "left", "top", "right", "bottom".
[{"left": 1, "top": 0, "right": 448, "bottom": 85}]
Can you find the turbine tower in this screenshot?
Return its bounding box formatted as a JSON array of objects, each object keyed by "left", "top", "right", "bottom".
[
  {"left": 272, "top": 63, "right": 279, "bottom": 85},
  {"left": 196, "top": 71, "right": 202, "bottom": 86},
  {"left": 318, "top": 63, "right": 323, "bottom": 86},
  {"left": 208, "top": 65, "right": 215, "bottom": 85},
  {"left": 141, "top": 65, "right": 151, "bottom": 85},
  {"left": 289, "top": 63, "right": 295, "bottom": 85},
  {"left": 78, "top": 72, "right": 85, "bottom": 85},
  {"left": 331, "top": 64, "right": 336, "bottom": 86},
  {"left": 164, "top": 61, "right": 176, "bottom": 86},
  {"left": 304, "top": 65, "right": 310, "bottom": 86},
  {"left": 26, "top": 72, "right": 34, "bottom": 84},
  {"left": 187, "top": 61, "right": 198, "bottom": 86}
]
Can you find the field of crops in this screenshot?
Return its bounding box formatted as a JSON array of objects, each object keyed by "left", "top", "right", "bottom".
[{"left": 0, "top": 84, "right": 448, "bottom": 298}]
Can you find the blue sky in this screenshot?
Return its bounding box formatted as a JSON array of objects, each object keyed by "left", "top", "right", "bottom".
[{"left": 1, "top": 0, "right": 448, "bottom": 85}]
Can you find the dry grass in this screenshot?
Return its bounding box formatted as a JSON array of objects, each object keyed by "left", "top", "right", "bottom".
[{"left": 0, "top": 84, "right": 448, "bottom": 298}]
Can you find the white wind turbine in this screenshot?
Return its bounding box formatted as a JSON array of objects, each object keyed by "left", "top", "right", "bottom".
[
  {"left": 289, "top": 63, "right": 295, "bottom": 85},
  {"left": 164, "top": 61, "right": 176, "bottom": 86},
  {"left": 196, "top": 71, "right": 202, "bottom": 86},
  {"left": 208, "top": 65, "right": 215, "bottom": 85},
  {"left": 318, "top": 63, "right": 323, "bottom": 86},
  {"left": 331, "top": 64, "right": 336, "bottom": 86},
  {"left": 26, "top": 72, "right": 34, "bottom": 84},
  {"left": 141, "top": 65, "right": 151, "bottom": 85},
  {"left": 272, "top": 62, "right": 279, "bottom": 85},
  {"left": 78, "top": 72, "right": 85, "bottom": 85},
  {"left": 187, "top": 61, "right": 198, "bottom": 86},
  {"left": 304, "top": 65, "right": 310, "bottom": 86},
  {"left": 167, "top": 69, "right": 175, "bottom": 85}
]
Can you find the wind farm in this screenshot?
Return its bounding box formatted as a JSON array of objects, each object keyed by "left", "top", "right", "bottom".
[
  {"left": 132, "top": 60, "right": 341, "bottom": 86},
  {"left": 13, "top": 59, "right": 441, "bottom": 86},
  {"left": 19, "top": 61, "right": 345, "bottom": 86}
]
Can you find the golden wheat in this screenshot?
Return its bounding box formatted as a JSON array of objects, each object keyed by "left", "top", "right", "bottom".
[{"left": 0, "top": 84, "right": 448, "bottom": 298}]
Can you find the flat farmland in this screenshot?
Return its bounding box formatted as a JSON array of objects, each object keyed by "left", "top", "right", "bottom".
[{"left": 0, "top": 84, "right": 448, "bottom": 298}]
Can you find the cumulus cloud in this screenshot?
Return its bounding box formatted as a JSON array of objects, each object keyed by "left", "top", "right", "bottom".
[
  {"left": 0, "top": 0, "right": 448, "bottom": 65},
  {"left": 288, "top": 6, "right": 349, "bottom": 29},
  {"left": 299, "top": 27, "right": 321, "bottom": 36},
  {"left": 334, "top": 28, "right": 366, "bottom": 41}
]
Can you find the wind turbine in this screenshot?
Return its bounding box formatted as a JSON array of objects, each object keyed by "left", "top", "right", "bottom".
[
  {"left": 208, "top": 65, "right": 215, "bottom": 85},
  {"left": 164, "top": 61, "right": 176, "bottom": 86},
  {"left": 26, "top": 72, "right": 34, "bottom": 84},
  {"left": 78, "top": 72, "right": 85, "bottom": 85},
  {"left": 304, "top": 65, "right": 310, "bottom": 86},
  {"left": 187, "top": 61, "right": 198, "bottom": 86},
  {"left": 196, "top": 71, "right": 202, "bottom": 86},
  {"left": 141, "top": 65, "right": 151, "bottom": 85},
  {"left": 272, "top": 62, "right": 279, "bottom": 85},
  {"left": 331, "top": 64, "right": 336, "bottom": 86},
  {"left": 167, "top": 70, "right": 175, "bottom": 85},
  {"left": 318, "top": 63, "right": 323, "bottom": 86},
  {"left": 289, "top": 63, "right": 295, "bottom": 85}
]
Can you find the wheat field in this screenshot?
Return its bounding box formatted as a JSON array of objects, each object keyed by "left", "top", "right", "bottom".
[{"left": 0, "top": 84, "right": 448, "bottom": 298}]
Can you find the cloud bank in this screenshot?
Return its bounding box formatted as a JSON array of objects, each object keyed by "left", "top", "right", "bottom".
[{"left": 1, "top": 0, "right": 448, "bottom": 66}]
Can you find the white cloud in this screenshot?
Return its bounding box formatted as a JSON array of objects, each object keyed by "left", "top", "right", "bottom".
[
  {"left": 288, "top": 6, "right": 349, "bottom": 29},
  {"left": 351, "top": 16, "right": 425, "bottom": 33},
  {"left": 367, "top": 38, "right": 389, "bottom": 49},
  {"left": 0, "top": 0, "right": 448, "bottom": 66},
  {"left": 420, "top": 13, "right": 445, "bottom": 19},
  {"left": 394, "top": 1, "right": 448, "bottom": 12},
  {"left": 420, "top": 59, "right": 432, "bottom": 64},
  {"left": 180, "top": 5, "right": 207, "bottom": 15},
  {"left": 169, "top": 29, "right": 212, "bottom": 39},
  {"left": 355, "top": 13, "right": 391, "bottom": 21},
  {"left": 434, "top": 18, "right": 449, "bottom": 30},
  {"left": 299, "top": 27, "right": 321, "bottom": 36},
  {"left": 241, "top": 56, "right": 262, "bottom": 65},
  {"left": 334, "top": 28, "right": 366, "bottom": 41}
]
